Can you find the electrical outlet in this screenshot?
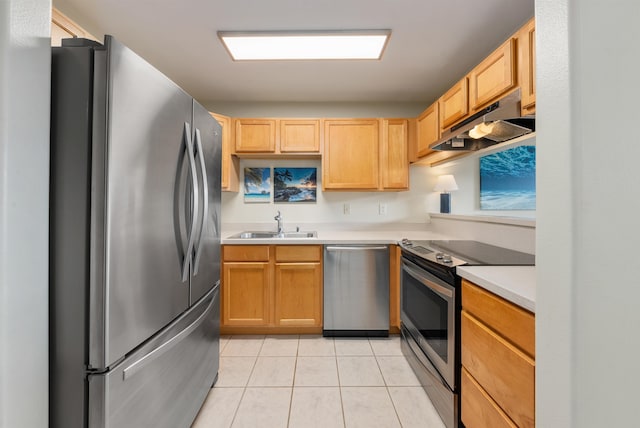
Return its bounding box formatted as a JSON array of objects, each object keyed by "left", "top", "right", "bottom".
[
  {"left": 343, "top": 203, "right": 351, "bottom": 215},
  {"left": 379, "top": 203, "right": 388, "bottom": 215}
]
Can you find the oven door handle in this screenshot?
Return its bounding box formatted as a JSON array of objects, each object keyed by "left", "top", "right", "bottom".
[{"left": 402, "top": 261, "right": 453, "bottom": 299}]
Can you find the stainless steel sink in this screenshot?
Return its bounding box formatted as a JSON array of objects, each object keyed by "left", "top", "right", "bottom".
[{"left": 229, "top": 231, "right": 317, "bottom": 239}]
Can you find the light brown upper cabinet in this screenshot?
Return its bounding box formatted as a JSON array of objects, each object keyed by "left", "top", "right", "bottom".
[
  {"left": 210, "top": 113, "right": 239, "bottom": 192},
  {"left": 416, "top": 102, "right": 439, "bottom": 158},
  {"left": 322, "top": 119, "right": 380, "bottom": 190},
  {"left": 381, "top": 119, "right": 409, "bottom": 190},
  {"left": 468, "top": 38, "right": 517, "bottom": 112},
  {"left": 233, "top": 118, "right": 321, "bottom": 155},
  {"left": 51, "top": 8, "right": 99, "bottom": 47},
  {"left": 234, "top": 119, "right": 277, "bottom": 153},
  {"left": 279, "top": 120, "right": 321, "bottom": 152},
  {"left": 518, "top": 18, "right": 536, "bottom": 115},
  {"left": 439, "top": 78, "right": 469, "bottom": 130}
]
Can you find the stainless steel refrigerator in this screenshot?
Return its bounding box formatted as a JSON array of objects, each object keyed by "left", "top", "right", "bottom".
[{"left": 50, "top": 35, "right": 221, "bottom": 428}]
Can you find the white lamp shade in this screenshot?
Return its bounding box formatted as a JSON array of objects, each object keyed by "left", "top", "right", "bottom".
[{"left": 434, "top": 174, "right": 459, "bottom": 192}]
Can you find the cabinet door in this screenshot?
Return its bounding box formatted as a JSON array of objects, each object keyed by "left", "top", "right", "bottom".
[
  {"left": 280, "top": 120, "right": 320, "bottom": 153},
  {"left": 461, "top": 311, "right": 535, "bottom": 428},
  {"left": 519, "top": 18, "right": 536, "bottom": 115},
  {"left": 222, "top": 262, "right": 271, "bottom": 326},
  {"left": 381, "top": 119, "right": 409, "bottom": 190},
  {"left": 211, "top": 113, "right": 239, "bottom": 192},
  {"left": 323, "top": 119, "right": 380, "bottom": 190},
  {"left": 439, "top": 78, "right": 468, "bottom": 130},
  {"left": 274, "top": 263, "right": 322, "bottom": 327},
  {"left": 416, "top": 102, "right": 439, "bottom": 158},
  {"left": 234, "top": 119, "right": 277, "bottom": 152},
  {"left": 469, "top": 38, "right": 517, "bottom": 111}
]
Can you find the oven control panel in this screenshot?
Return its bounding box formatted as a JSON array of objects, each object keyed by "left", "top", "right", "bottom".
[{"left": 399, "top": 239, "right": 468, "bottom": 268}]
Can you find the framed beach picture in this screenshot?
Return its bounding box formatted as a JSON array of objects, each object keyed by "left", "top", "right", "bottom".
[
  {"left": 274, "top": 167, "right": 317, "bottom": 203},
  {"left": 480, "top": 145, "right": 536, "bottom": 210},
  {"left": 244, "top": 167, "right": 271, "bottom": 203}
]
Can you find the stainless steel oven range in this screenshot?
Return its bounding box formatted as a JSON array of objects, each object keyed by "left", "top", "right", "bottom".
[{"left": 398, "top": 239, "right": 534, "bottom": 428}]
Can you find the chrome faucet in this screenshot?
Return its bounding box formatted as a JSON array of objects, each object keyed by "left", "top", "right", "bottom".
[{"left": 274, "top": 211, "right": 284, "bottom": 236}]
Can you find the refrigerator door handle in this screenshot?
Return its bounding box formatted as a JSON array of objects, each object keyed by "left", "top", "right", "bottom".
[
  {"left": 181, "top": 122, "right": 199, "bottom": 283},
  {"left": 121, "top": 284, "right": 218, "bottom": 380},
  {"left": 192, "top": 127, "right": 208, "bottom": 275}
]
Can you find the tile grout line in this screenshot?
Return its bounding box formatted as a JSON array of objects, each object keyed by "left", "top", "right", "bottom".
[
  {"left": 227, "top": 335, "right": 265, "bottom": 428},
  {"left": 285, "top": 335, "right": 300, "bottom": 428},
  {"left": 371, "top": 341, "right": 406, "bottom": 426},
  {"left": 333, "top": 337, "right": 347, "bottom": 428}
]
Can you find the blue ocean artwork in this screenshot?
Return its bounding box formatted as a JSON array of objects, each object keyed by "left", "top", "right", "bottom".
[
  {"left": 274, "top": 168, "right": 317, "bottom": 203},
  {"left": 480, "top": 145, "right": 536, "bottom": 210},
  {"left": 244, "top": 167, "right": 271, "bottom": 203}
]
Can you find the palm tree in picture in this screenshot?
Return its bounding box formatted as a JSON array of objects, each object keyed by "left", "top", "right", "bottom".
[
  {"left": 274, "top": 169, "right": 293, "bottom": 190},
  {"left": 244, "top": 168, "right": 266, "bottom": 193}
]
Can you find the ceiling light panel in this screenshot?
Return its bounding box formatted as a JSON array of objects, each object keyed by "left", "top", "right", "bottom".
[{"left": 218, "top": 30, "right": 391, "bottom": 61}]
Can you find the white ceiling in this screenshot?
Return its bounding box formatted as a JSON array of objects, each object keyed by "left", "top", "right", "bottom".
[{"left": 53, "top": 0, "right": 534, "bottom": 105}]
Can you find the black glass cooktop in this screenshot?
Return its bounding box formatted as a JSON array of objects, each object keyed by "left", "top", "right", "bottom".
[{"left": 400, "top": 239, "right": 535, "bottom": 267}]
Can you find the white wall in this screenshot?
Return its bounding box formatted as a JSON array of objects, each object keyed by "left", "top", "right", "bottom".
[
  {"left": 426, "top": 135, "right": 536, "bottom": 219},
  {"left": 537, "top": 0, "right": 640, "bottom": 427},
  {"left": 0, "top": 0, "right": 51, "bottom": 427},
  {"left": 222, "top": 142, "right": 537, "bottom": 225},
  {"left": 222, "top": 158, "right": 433, "bottom": 228}
]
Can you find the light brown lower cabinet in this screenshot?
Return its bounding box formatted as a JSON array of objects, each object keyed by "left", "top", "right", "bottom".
[
  {"left": 461, "top": 279, "right": 535, "bottom": 428},
  {"left": 461, "top": 367, "right": 517, "bottom": 428},
  {"left": 222, "top": 246, "right": 271, "bottom": 327},
  {"left": 221, "top": 245, "right": 322, "bottom": 334},
  {"left": 274, "top": 245, "right": 322, "bottom": 327}
]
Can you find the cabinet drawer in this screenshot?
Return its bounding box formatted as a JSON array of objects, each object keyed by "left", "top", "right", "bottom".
[
  {"left": 462, "top": 311, "right": 535, "bottom": 428},
  {"left": 462, "top": 279, "right": 535, "bottom": 357},
  {"left": 461, "top": 367, "right": 517, "bottom": 428},
  {"left": 275, "top": 245, "right": 322, "bottom": 262},
  {"left": 223, "top": 245, "right": 270, "bottom": 262}
]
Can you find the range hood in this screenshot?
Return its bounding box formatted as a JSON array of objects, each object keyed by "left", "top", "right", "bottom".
[{"left": 430, "top": 89, "right": 535, "bottom": 151}]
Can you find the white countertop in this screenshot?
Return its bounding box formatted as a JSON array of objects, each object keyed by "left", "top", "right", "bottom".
[
  {"left": 456, "top": 266, "right": 536, "bottom": 313},
  {"left": 221, "top": 224, "right": 450, "bottom": 245}
]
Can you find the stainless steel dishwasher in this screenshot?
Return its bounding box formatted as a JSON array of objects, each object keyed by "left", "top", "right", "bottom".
[{"left": 323, "top": 245, "right": 390, "bottom": 337}]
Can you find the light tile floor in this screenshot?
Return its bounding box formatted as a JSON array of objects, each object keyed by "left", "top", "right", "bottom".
[{"left": 192, "top": 335, "right": 446, "bottom": 428}]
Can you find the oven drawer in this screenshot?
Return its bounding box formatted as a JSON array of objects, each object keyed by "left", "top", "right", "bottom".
[
  {"left": 461, "top": 367, "right": 516, "bottom": 428},
  {"left": 461, "top": 311, "right": 534, "bottom": 428},
  {"left": 462, "top": 279, "right": 535, "bottom": 358}
]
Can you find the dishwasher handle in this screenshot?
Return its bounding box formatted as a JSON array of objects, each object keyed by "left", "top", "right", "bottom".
[{"left": 325, "top": 246, "right": 388, "bottom": 251}]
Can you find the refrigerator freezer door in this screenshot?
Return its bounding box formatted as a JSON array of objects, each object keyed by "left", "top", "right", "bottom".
[
  {"left": 88, "top": 284, "right": 220, "bottom": 428},
  {"left": 190, "top": 101, "right": 222, "bottom": 305},
  {"left": 91, "top": 36, "right": 194, "bottom": 368}
]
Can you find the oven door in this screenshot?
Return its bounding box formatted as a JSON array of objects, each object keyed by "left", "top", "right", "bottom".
[{"left": 401, "top": 257, "right": 456, "bottom": 390}]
